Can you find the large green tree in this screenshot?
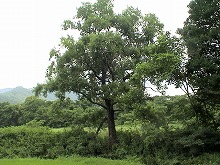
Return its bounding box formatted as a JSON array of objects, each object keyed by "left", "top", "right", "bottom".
[
  {"left": 178, "top": 0, "right": 220, "bottom": 127},
  {"left": 35, "top": 0, "right": 180, "bottom": 146},
  {"left": 179, "top": 0, "right": 220, "bottom": 103}
]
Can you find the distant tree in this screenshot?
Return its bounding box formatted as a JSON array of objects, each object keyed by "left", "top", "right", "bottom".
[
  {"left": 45, "top": 99, "right": 76, "bottom": 128},
  {"left": 19, "top": 96, "right": 49, "bottom": 125},
  {"left": 35, "top": 0, "right": 181, "bottom": 146},
  {"left": 178, "top": 0, "right": 220, "bottom": 127},
  {"left": 0, "top": 102, "right": 20, "bottom": 127}
]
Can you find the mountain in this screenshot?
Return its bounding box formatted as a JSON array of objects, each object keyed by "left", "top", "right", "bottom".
[
  {"left": 0, "top": 86, "right": 78, "bottom": 104},
  {"left": 0, "top": 86, "right": 33, "bottom": 104},
  {"left": 0, "top": 88, "right": 13, "bottom": 93}
]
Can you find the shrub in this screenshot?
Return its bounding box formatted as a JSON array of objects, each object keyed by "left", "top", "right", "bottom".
[
  {"left": 57, "top": 126, "right": 108, "bottom": 156},
  {"left": 0, "top": 126, "right": 54, "bottom": 158},
  {"left": 141, "top": 126, "right": 220, "bottom": 164},
  {"left": 0, "top": 126, "right": 108, "bottom": 159}
]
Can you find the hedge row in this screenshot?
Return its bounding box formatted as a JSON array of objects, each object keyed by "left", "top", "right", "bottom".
[
  {"left": 0, "top": 126, "right": 106, "bottom": 159},
  {"left": 0, "top": 125, "right": 220, "bottom": 163}
]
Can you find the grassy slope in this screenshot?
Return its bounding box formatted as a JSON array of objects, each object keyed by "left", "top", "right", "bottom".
[{"left": 0, "top": 156, "right": 143, "bottom": 165}]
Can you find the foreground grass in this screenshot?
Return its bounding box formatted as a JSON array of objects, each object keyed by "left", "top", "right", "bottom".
[
  {"left": 0, "top": 156, "right": 143, "bottom": 165},
  {"left": 150, "top": 153, "right": 220, "bottom": 165}
]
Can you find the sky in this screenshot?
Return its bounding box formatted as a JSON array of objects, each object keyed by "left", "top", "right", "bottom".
[{"left": 0, "top": 0, "right": 191, "bottom": 95}]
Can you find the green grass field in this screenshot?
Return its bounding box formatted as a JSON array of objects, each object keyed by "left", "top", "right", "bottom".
[{"left": 0, "top": 156, "right": 143, "bottom": 165}]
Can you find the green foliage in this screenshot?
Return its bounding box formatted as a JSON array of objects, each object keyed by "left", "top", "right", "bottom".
[
  {"left": 43, "top": 99, "right": 75, "bottom": 128},
  {"left": 0, "top": 120, "right": 220, "bottom": 164},
  {"left": 44, "top": 99, "right": 107, "bottom": 129},
  {"left": 180, "top": 0, "right": 220, "bottom": 101},
  {"left": 179, "top": 153, "right": 220, "bottom": 165},
  {"left": 0, "top": 97, "right": 108, "bottom": 129},
  {"left": 0, "top": 126, "right": 53, "bottom": 158},
  {"left": 113, "top": 131, "right": 144, "bottom": 159},
  {"left": 19, "top": 96, "right": 50, "bottom": 125},
  {"left": 0, "top": 126, "right": 107, "bottom": 159},
  {"left": 134, "top": 32, "right": 184, "bottom": 93},
  {"left": 58, "top": 126, "right": 107, "bottom": 157},
  {"left": 156, "top": 0, "right": 220, "bottom": 130},
  {"left": 153, "top": 95, "right": 194, "bottom": 128},
  {"left": 134, "top": 101, "right": 167, "bottom": 128},
  {"left": 25, "top": 120, "right": 45, "bottom": 127},
  {"left": 141, "top": 127, "right": 220, "bottom": 164},
  {"left": 0, "top": 102, "right": 20, "bottom": 127}
]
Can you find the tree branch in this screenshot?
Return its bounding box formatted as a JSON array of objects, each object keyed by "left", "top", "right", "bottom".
[
  {"left": 106, "top": 60, "right": 115, "bottom": 81},
  {"left": 86, "top": 61, "right": 102, "bottom": 81},
  {"left": 78, "top": 91, "right": 107, "bottom": 109},
  {"left": 145, "top": 86, "right": 159, "bottom": 93},
  {"left": 96, "top": 116, "right": 107, "bottom": 134}
]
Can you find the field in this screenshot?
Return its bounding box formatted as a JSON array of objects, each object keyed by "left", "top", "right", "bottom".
[{"left": 0, "top": 156, "right": 143, "bottom": 165}]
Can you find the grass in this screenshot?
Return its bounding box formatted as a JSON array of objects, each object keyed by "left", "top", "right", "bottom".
[
  {"left": 50, "top": 127, "right": 71, "bottom": 132},
  {"left": 0, "top": 156, "right": 143, "bottom": 165}
]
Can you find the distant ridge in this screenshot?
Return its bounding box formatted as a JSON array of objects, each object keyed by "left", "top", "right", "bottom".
[
  {"left": 0, "top": 86, "right": 78, "bottom": 104},
  {"left": 0, "top": 88, "right": 13, "bottom": 93}
]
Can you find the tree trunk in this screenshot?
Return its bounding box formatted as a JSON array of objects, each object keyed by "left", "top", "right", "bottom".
[{"left": 105, "top": 99, "right": 117, "bottom": 148}]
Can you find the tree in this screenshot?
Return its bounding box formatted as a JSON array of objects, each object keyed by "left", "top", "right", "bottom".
[
  {"left": 178, "top": 0, "right": 220, "bottom": 127},
  {"left": 0, "top": 102, "right": 20, "bottom": 127},
  {"left": 19, "top": 96, "right": 49, "bottom": 125},
  {"left": 44, "top": 99, "right": 76, "bottom": 128},
  {"left": 35, "top": 0, "right": 179, "bottom": 146},
  {"left": 179, "top": 0, "right": 220, "bottom": 103}
]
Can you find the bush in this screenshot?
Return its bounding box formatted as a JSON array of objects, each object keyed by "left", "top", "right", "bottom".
[
  {"left": 0, "top": 125, "right": 147, "bottom": 159},
  {"left": 1, "top": 124, "right": 219, "bottom": 164},
  {"left": 0, "top": 126, "right": 54, "bottom": 158},
  {"left": 0, "top": 126, "right": 109, "bottom": 159},
  {"left": 57, "top": 126, "right": 108, "bottom": 156},
  {"left": 141, "top": 127, "right": 220, "bottom": 164}
]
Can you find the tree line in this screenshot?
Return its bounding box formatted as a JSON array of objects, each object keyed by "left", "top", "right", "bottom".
[
  {"left": 1, "top": 94, "right": 220, "bottom": 163},
  {"left": 0, "top": 95, "right": 192, "bottom": 130}
]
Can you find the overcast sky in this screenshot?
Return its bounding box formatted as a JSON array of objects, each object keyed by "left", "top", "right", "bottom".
[{"left": 0, "top": 0, "right": 191, "bottom": 95}]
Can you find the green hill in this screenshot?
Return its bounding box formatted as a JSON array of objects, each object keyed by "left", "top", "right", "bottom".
[
  {"left": 0, "top": 86, "right": 77, "bottom": 104},
  {"left": 0, "top": 86, "right": 32, "bottom": 104}
]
